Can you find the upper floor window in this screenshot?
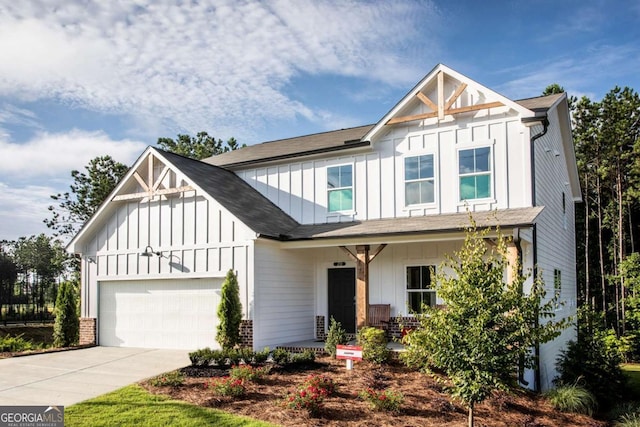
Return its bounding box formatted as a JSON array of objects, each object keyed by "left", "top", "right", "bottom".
[
  {"left": 407, "top": 265, "right": 436, "bottom": 314},
  {"left": 459, "top": 147, "right": 491, "bottom": 200},
  {"left": 405, "top": 154, "right": 435, "bottom": 206},
  {"left": 327, "top": 165, "right": 353, "bottom": 212}
]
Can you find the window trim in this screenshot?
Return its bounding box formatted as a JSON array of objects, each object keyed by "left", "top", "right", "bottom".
[
  {"left": 403, "top": 153, "right": 437, "bottom": 207},
  {"left": 457, "top": 144, "right": 494, "bottom": 202},
  {"left": 327, "top": 163, "right": 354, "bottom": 213},
  {"left": 405, "top": 264, "right": 437, "bottom": 315}
]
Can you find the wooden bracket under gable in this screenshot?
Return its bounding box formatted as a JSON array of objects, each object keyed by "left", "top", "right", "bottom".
[
  {"left": 386, "top": 71, "right": 504, "bottom": 125},
  {"left": 112, "top": 153, "right": 194, "bottom": 202}
]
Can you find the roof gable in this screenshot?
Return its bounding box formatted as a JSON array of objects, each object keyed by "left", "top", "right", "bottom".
[
  {"left": 363, "top": 63, "right": 534, "bottom": 141},
  {"left": 68, "top": 148, "right": 300, "bottom": 252}
]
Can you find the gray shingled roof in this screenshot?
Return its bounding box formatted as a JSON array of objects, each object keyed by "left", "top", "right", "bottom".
[
  {"left": 159, "top": 150, "right": 299, "bottom": 239},
  {"left": 284, "top": 207, "right": 544, "bottom": 241},
  {"left": 207, "top": 94, "right": 563, "bottom": 169},
  {"left": 204, "top": 125, "right": 374, "bottom": 168}
]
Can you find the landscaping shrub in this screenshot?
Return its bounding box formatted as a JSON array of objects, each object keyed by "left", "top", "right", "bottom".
[
  {"left": 359, "top": 388, "right": 404, "bottom": 412},
  {"left": 357, "top": 327, "right": 390, "bottom": 364},
  {"left": 324, "top": 316, "right": 347, "bottom": 358},
  {"left": 271, "top": 348, "right": 291, "bottom": 365},
  {"left": 189, "top": 348, "right": 225, "bottom": 366},
  {"left": 290, "top": 349, "right": 316, "bottom": 365},
  {"left": 283, "top": 385, "right": 325, "bottom": 416},
  {"left": 610, "top": 402, "right": 640, "bottom": 424},
  {"left": 0, "top": 334, "right": 37, "bottom": 352},
  {"left": 302, "top": 374, "right": 336, "bottom": 396},
  {"left": 53, "top": 280, "right": 79, "bottom": 347},
  {"left": 206, "top": 377, "right": 246, "bottom": 397},
  {"left": 216, "top": 269, "right": 242, "bottom": 350},
  {"left": 252, "top": 347, "right": 270, "bottom": 364},
  {"left": 545, "top": 384, "right": 597, "bottom": 415},
  {"left": 555, "top": 333, "right": 627, "bottom": 409},
  {"left": 618, "top": 412, "right": 640, "bottom": 427},
  {"left": 149, "top": 370, "right": 185, "bottom": 387},
  {"left": 230, "top": 365, "right": 268, "bottom": 382}
]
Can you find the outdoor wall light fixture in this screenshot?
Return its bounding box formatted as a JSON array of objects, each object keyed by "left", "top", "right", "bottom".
[{"left": 141, "top": 245, "right": 162, "bottom": 257}]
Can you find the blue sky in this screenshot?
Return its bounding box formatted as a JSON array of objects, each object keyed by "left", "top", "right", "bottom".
[{"left": 0, "top": 0, "right": 638, "bottom": 241}]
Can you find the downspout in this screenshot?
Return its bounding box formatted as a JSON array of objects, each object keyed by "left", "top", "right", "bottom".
[
  {"left": 514, "top": 227, "right": 529, "bottom": 387},
  {"left": 526, "top": 117, "right": 548, "bottom": 392}
]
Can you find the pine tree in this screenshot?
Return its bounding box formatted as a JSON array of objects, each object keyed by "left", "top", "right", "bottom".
[{"left": 216, "top": 269, "right": 242, "bottom": 350}]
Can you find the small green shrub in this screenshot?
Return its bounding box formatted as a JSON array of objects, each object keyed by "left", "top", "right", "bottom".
[
  {"left": 252, "top": 347, "right": 270, "bottom": 364},
  {"left": 189, "top": 348, "right": 225, "bottom": 366},
  {"left": 271, "top": 348, "right": 291, "bottom": 364},
  {"left": 206, "top": 377, "right": 246, "bottom": 397},
  {"left": 229, "top": 365, "right": 268, "bottom": 382},
  {"left": 555, "top": 334, "right": 627, "bottom": 408},
  {"left": 324, "top": 317, "right": 347, "bottom": 358},
  {"left": 545, "top": 384, "right": 597, "bottom": 415},
  {"left": 53, "top": 280, "right": 79, "bottom": 347},
  {"left": 359, "top": 387, "right": 404, "bottom": 412},
  {"left": 282, "top": 376, "right": 334, "bottom": 416},
  {"left": 149, "top": 370, "right": 185, "bottom": 387},
  {"left": 618, "top": 412, "right": 640, "bottom": 427},
  {"left": 291, "top": 349, "right": 316, "bottom": 364},
  {"left": 357, "top": 327, "right": 390, "bottom": 364},
  {"left": 0, "top": 334, "right": 38, "bottom": 352}
]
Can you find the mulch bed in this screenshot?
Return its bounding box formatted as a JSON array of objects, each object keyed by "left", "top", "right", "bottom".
[{"left": 142, "top": 356, "right": 606, "bottom": 427}]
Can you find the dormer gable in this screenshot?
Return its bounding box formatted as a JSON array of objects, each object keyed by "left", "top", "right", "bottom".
[{"left": 363, "top": 63, "right": 535, "bottom": 142}]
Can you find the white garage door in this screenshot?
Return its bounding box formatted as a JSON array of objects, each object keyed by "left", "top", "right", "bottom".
[{"left": 99, "top": 279, "right": 222, "bottom": 350}]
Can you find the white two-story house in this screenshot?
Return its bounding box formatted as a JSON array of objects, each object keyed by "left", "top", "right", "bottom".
[{"left": 68, "top": 64, "right": 580, "bottom": 391}]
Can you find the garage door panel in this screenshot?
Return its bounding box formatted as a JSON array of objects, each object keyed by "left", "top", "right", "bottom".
[{"left": 99, "top": 279, "right": 221, "bottom": 350}]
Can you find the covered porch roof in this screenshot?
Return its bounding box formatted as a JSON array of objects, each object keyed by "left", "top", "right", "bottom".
[{"left": 274, "top": 206, "right": 543, "bottom": 248}]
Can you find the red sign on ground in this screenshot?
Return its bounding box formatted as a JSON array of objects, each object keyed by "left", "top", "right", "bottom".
[{"left": 336, "top": 345, "right": 363, "bottom": 361}]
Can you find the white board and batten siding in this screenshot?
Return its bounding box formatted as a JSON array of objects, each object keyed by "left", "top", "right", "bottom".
[
  {"left": 532, "top": 107, "right": 578, "bottom": 390},
  {"left": 81, "top": 187, "right": 256, "bottom": 350},
  {"left": 252, "top": 240, "right": 315, "bottom": 350},
  {"left": 235, "top": 115, "right": 533, "bottom": 225}
]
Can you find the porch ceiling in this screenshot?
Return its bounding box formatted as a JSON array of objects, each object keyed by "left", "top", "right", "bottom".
[{"left": 276, "top": 206, "right": 543, "bottom": 249}]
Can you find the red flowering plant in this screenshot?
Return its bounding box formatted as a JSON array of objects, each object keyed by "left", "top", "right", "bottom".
[
  {"left": 282, "top": 374, "right": 337, "bottom": 416},
  {"left": 359, "top": 387, "right": 404, "bottom": 412},
  {"left": 229, "top": 364, "right": 268, "bottom": 382},
  {"left": 205, "top": 376, "right": 246, "bottom": 397},
  {"left": 302, "top": 374, "right": 337, "bottom": 396}
]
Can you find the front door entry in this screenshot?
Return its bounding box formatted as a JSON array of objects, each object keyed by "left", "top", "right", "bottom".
[{"left": 328, "top": 268, "right": 356, "bottom": 333}]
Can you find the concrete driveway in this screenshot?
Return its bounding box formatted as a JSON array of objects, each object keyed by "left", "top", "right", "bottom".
[{"left": 0, "top": 347, "right": 190, "bottom": 406}]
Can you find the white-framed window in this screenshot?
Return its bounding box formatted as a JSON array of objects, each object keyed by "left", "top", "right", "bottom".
[
  {"left": 405, "top": 154, "right": 435, "bottom": 206},
  {"left": 459, "top": 146, "right": 492, "bottom": 200},
  {"left": 406, "top": 265, "right": 436, "bottom": 314},
  {"left": 327, "top": 164, "right": 353, "bottom": 212}
]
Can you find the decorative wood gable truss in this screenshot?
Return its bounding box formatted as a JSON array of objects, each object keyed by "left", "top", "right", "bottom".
[
  {"left": 386, "top": 69, "right": 505, "bottom": 125},
  {"left": 112, "top": 152, "right": 194, "bottom": 202}
]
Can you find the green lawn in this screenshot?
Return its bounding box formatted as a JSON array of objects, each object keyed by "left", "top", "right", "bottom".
[
  {"left": 622, "top": 363, "right": 640, "bottom": 400},
  {"left": 65, "top": 385, "right": 276, "bottom": 427}
]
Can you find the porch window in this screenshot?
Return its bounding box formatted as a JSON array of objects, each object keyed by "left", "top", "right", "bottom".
[
  {"left": 405, "top": 154, "right": 435, "bottom": 205},
  {"left": 459, "top": 147, "right": 491, "bottom": 200},
  {"left": 406, "top": 265, "right": 436, "bottom": 313},
  {"left": 327, "top": 164, "right": 353, "bottom": 212}
]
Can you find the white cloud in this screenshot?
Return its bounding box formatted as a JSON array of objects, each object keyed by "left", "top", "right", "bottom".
[
  {"left": 0, "top": 1, "right": 439, "bottom": 136},
  {"left": 0, "top": 182, "right": 53, "bottom": 240},
  {"left": 0, "top": 129, "right": 146, "bottom": 178}
]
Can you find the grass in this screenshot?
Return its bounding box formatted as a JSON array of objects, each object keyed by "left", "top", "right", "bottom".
[
  {"left": 65, "top": 384, "right": 276, "bottom": 427},
  {"left": 545, "top": 384, "right": 597, "bottom": 415},
  {"left": 623, "top": 364, "right": 640, "bottom": 400}
]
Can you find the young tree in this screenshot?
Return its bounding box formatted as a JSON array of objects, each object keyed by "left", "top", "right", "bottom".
[
  {"left": 402, "top": 219, "right": 565, "bottom": 427},
  {"left": 45, "top": 156, "right": 129, "bottom": 237},
  {"left": 216, "top": 269, "right": 242, "bottom": 350},
  {"left": 157, "top": 132, "right": 244, "bottom": 160},
  {"left": 53, "top": 280, "right": 79, "bottom": 347}
]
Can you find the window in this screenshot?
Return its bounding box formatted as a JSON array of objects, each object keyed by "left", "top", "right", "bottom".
[
  {"left": 459, "top": 147, "right": 491, "bottom": 200},
  {"left": 405, "top": 154, "right": 435, "bottom": 205},
  {"left": 554, "top": 269, "right": 562, "bottom": 298},
  {"left": 327, "top": 165, "right": 353, "bottom": 212},
  {"left": 406, "top": 265, "right": 436, "bottom": 313}
]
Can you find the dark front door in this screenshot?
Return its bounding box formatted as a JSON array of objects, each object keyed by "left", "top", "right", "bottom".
[{"left": 328, "top": 268, "right": 356, "bottom": 333}]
